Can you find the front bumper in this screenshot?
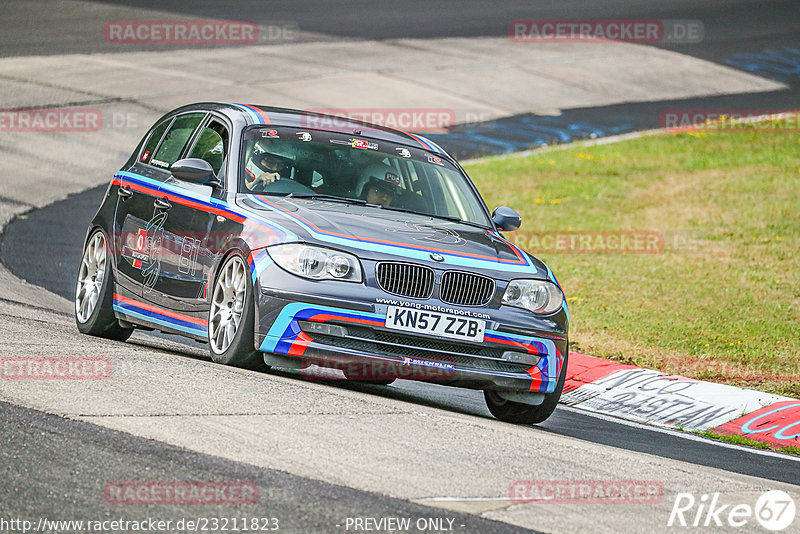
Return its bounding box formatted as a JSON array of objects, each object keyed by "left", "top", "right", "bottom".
[{"left": 253, "top": 269, "right": 567, "bottom": 394}]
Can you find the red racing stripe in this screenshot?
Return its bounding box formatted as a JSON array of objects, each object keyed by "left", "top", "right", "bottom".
[
  {"left": 113, "top": 178, "right": 280, "bottom": 242},
  {"left": 248, "top": 105, "right": 272, "bottom": 125},
  {"left": 484, "top": 335, "right": 539, "bottom": 354},
  {"left": 113, "top": 293, "right": 207, "bottom": 325},
  {"left": 288, "top": 332, "right": 313, "bottom": 356},
  {"left": 525, "top": 365, "right": 543, "bottom": 391},
  {"left": 306, "top": 313, "right": 385, "bottom": 327}
]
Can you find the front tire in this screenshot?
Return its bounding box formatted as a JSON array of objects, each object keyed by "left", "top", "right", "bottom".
[
  {"left": 208, "top": 253, "right": 264, "bottom": 370},
  {"left": 75, "top": 229, "right": 133, "bottom": 341},
  {"left": 484, "top": 352, "right": 568, "bottom": 425}
]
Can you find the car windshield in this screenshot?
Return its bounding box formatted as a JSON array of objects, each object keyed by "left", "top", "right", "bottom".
[{"left": 239, "top": 126, "right": 491, "bottom": 227}]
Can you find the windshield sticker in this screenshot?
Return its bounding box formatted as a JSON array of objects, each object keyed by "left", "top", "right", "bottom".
[
  {"left": 261, "top": 129, "right": 280, "bottom": 138},
  {"left": 396, "top": 148, "right": 412, "bottom": 158},
  {"left": 330, "top": 138, "right": 378, "bottom": 150},
  {"left": 427, "top": 155, "right": 444, "bottom": 166},
  {"left": 350, "top": 138, "right": 375, "bottom": 150},
  {"left": 296, "top": 131, "right": 313, "bottom": 142}
]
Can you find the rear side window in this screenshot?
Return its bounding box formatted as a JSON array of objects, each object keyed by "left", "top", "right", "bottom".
[
  {"left": 139, "top": 119, "right": 170, "bottom": 165},
  {"left": 187, "top": 121, "right": 228, "bottom": 175},
  {"left": 150, "top": 112, "right": 205, "bottom": 169}
]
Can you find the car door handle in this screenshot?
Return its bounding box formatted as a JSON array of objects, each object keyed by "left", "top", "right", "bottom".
[
  {"left": 118, "top": 186, "right": 133, "bottom": 198},
  {"left": 153, "top": 197, "right": 172, "bottom": 210}
]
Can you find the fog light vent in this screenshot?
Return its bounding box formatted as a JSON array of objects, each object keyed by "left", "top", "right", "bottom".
[
  {"left": 501, "top": 351, "right": 540, "bottom": 366},
  {"left": 298, "top": 321, "right": 349, "bottom": 338}
]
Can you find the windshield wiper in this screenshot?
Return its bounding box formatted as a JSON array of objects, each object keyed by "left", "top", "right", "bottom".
[
  {"left": 285, "top": 193, "right": 368, "bottom": 205},
  {"left": 377, "top": 206, "right": 489, "bottom": 230}
]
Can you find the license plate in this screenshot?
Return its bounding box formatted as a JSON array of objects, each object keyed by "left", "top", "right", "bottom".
[{"left": 384, "top": 306, "right": 485, "bottom": 343}]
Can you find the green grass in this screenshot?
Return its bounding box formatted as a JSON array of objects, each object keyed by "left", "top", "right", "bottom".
[
  {"left": 463, "top": 120, "right": 800, "bottom": 397},
  {"left": 696, "top": 430, "right": 800, "bottom": 456}
]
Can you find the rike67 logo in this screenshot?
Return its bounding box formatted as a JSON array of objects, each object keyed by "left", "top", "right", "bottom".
[{"left": 668, "top": 490, "right": 796, "bottom": 531}]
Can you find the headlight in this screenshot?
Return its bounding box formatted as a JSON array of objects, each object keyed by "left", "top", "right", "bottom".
[
  {"left": 502, "top": 279, "right": 563, "bottom": 314},
  {"left": 267, "top": 243, "right": 362, "bottom": 282}
]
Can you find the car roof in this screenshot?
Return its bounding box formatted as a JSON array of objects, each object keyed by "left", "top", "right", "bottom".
[{"left": 174, "top": 102, "right": 448, "bottom": 155}]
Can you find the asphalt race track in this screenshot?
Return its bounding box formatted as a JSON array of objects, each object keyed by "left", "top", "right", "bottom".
[
  {"left": 2, "top": 0, "right": 798, "bottom": 58},
  {"left": 1, "top": 2, "right": 799, "bottom": 533},
  {"left": 0, "top": 401, "right": 535, "bottom": 534},
  {"left": 2, "top": 0, "right": 798, "bottom": 159},
  {"left": 4, "top": 183, "right": 800, "bottom": 488}
]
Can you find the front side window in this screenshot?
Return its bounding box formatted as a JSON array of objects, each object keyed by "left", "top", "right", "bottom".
[
  {"left": 149, "top": 112, "right": 205, "bottom": 170},
  {"left": 239, "top": 127, "right": 491, "bottom": 227}
]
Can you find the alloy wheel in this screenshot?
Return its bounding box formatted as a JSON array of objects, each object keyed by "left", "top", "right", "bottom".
[
  {"left": 75, "top": 231, "right": 107, "bottom": 323},
  {"left": 209, "top": 256, "right": 247, "bottom": 353}
]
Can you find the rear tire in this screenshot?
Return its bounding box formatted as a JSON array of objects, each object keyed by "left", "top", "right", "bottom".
[
  {"left": 208, "top": 253, "right": 265, "bottom": 370},
  {"left": 75, "top": 229, "right": 134, "bottom": 341},
  {"left": 484, "top": 351, "right": 568, "bottom": 425}
]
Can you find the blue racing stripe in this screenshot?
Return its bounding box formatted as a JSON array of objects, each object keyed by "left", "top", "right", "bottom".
[
  {"left": 259, "top": 302, "right": 384, "bottom": 352},
  {"left": 113, "top": 304, "right": 207, "bottom": 336},
  {"left": 226, "top": 102, "right": 262, "bottom": 124}
]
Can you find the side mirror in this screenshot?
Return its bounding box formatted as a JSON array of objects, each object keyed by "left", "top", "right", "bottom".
[
  {"left": 492, "top": 206, "right": 522, "bottom": 231},
  {"left": 170, "top": 158, "right": 221, "bottom": 188}
]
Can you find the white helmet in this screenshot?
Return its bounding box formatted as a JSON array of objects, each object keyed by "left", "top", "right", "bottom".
[{"left": 357, "top": 161, "right": 401, "bottom": 199}]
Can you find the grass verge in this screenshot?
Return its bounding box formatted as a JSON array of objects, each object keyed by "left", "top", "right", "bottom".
[
  {"left": 464, "top": 117, "right": 800, "bottom": 397},
  {"left": 695, "top": 430, "right": 800, "bottom": 456}
]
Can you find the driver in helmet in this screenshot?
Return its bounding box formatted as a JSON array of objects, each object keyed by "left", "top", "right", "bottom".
[
  {"left": 358, "top": 162, "right": 402, "bottom": 207},
  {"left": 244, "top": 150, "right": 293, "bottom": 191}
]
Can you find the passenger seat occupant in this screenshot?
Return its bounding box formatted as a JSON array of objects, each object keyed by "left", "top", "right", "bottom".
[
  {"left": 245, "top": 151, "right": 293, "bottom": 191},
  {"left": 358, "top": 162, "right": 401, "bottom": 207}
]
